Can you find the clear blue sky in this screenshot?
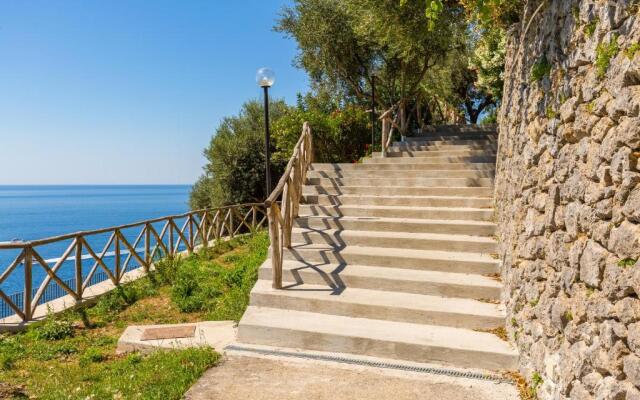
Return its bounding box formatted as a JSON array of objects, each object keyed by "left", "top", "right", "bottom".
[{"left": 0, "top": 1, "right": 308, "bottom": 185}]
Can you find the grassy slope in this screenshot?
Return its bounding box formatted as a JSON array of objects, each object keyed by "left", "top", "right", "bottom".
[{"left": 0, "top": 231, "right": 269, "bottom": 400}]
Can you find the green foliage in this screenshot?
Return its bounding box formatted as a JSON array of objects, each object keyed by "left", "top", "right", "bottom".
[
  {"left": 618, "top": 258, "right": 638, "bottom": 267},
  {"left": 30, "top": 312, "right": 74, "bottom": 341},
  {"left": 79, "top": 347, "right": 106, "bottom": 366},
  {"left": 91, "top": 277, "right": 157, "bottom": 321},
  {"left": 625, "top": 43, "right": 640, "bottom": 59},
  {"left": 189, "top": 99, "right": 292, "bottom": 210},
  {"left": 278, "top": 0, "right": 463, "bottom": 111},
  {"left": 546, "top": 106, "right": 558, "bottom": 119},
  {"left": 530, "top": 55, "right": 552, "bottom": 82},
  {"left": 170, "top": 232, "right": 268, "bottom": 320},
  {"left": 531, "top": 372, "right": 544, "bottom": 396},
  {"left": 585, "top": 18, "right": 598, "bottom": 38},
  {"left": 272, "top": 92, "right": 370, "bottom": 163},
  {"left": 0, "top": 335, "right": 24, "bottom": 370},
  {"left": 596, "top": 37, "right": 619, "bottom": 79}
]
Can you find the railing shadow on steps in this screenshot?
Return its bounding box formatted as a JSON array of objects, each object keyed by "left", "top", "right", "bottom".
[
  {"left": 0, "top": 203, "right": 267, "bottom": 324},
  {"left": 264, "top": 122, "right": 313, "bottom": 289}
]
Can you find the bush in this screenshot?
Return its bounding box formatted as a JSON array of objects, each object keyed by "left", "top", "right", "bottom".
[
  {"left": 272, "top": 92, "right": 370, "bottom": 164},
  {"left": 31, "top": 313, "right": 74, "bottom": 341}
]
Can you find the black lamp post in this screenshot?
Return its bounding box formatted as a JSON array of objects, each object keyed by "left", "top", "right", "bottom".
[
  {"left": 257, "top": 67, "right": 275, "bottom": 197},
  {"left": 370, "top": 74, "right": 376, "bottom": 152}
]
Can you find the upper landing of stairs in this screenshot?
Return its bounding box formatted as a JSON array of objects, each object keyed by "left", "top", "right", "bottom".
[{"left": 237, "top": 125, "right": 517, "bottom": 372}]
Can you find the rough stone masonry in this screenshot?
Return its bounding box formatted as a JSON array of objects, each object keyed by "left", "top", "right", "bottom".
[{"left": 496, "top": 1, "right": 640, "bottom": 399}]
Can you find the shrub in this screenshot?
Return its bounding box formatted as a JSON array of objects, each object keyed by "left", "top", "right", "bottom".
[
  {"left": 171, "top": 260, "right": 221, "bottom": 313},
  {"left": 585, "top": 18, "right": 599, "bottom": 38},
  {"left": 31, "top": 313, "right": 74, "bottom": 341}
]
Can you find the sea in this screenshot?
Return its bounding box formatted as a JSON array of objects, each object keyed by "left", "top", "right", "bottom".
[{"left": 0, "top": 185, "right": 191, "bottom": 316}]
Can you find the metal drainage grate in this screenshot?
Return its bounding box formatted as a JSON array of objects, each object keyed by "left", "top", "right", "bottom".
[{"left": 225, "top": 345, "right": 507, "bottom": 383}]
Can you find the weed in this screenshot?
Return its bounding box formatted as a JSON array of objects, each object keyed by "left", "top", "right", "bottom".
[
  {"left": 618, "top": 258, "right": 638, "bottom": 267},
  {"left": 511, "top": 317, "right": 518, "bottom": 327},
  {"left": 585, "top": 18, "right": 599, "bottom": 38},
  {"left": 79, "top": 347, "right": 106, "bottom": 366},
  {"left": 564, "top": 310, "right": 574, "bottom": 322},
  {"left": 625, "top": 43, "right": 640, "bottom": 59},
  {"left": 596, "top": 37, "right": 619, "bottom": 79},
  {"left": 530, "top": 298, "right": 539, "bottom": 307},
  {"left": 546, "top": 106, "right": 558, "bottom": 119},
  {"left": 531, "top": 55, "right": 552, "bottom": 82},
  {"left": 531, "top": 372, "right": 544, "bottom": 397},
  {"left": 572, "top": 6, "right": 580, "bottom": 25},
  {"left": 30, "top": 311, "right": 74, "bottom": 341}
]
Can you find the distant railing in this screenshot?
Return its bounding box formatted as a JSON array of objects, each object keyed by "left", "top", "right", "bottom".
[
  {"left": 0, "top": 203, "right": 266, "bottom": 322},
  {"left": 264, "top": 122, "right": 313, "bottom": 289}
]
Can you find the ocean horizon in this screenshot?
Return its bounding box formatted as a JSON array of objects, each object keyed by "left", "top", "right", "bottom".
[{"left": 0, "top": 184, "right": 192, "bottom": 297}]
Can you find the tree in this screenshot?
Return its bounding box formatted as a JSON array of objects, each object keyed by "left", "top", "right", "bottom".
[
  {"left": 276, "top": 0, "right": 467, "bottom": 134},
  {"left": 189, "top": 99, "right": 292, "bottom": 210}
]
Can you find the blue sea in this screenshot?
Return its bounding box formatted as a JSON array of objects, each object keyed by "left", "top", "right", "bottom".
[{"left": 0, "top": 185, "right": 191, "bottom": 300}]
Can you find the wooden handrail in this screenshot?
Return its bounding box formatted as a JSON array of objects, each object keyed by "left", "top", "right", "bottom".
[
  {"left": 264, "top": 122, "right": 313, "bottom": 289},
  {"left": 379, "top": 106, "right": 398, "bottom": 158},
  {"left": 0, "top": 203, "right": 267, "bottom": 322}
]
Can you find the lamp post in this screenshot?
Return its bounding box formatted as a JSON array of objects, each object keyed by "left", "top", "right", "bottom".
[
  {"left": 370, "top": 73, "right": 376, "bottom": 153},
  {"left": 256, "top": 67, "right": 276, "bottom": 197}
]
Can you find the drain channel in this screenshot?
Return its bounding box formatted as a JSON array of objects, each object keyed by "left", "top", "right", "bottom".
[{"left": 225, "top": 345, "right": 507, "bottom": 383}]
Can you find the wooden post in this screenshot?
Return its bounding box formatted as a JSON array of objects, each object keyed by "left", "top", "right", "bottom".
[
  {"left": 75, "top": 237, "right": 83, "bottom": 298},
  {"left": 144, "top": 223, "right": 151, "bottom": 271},
  {"left": 252, "top": 206, "right": 257, "bottom": 231},
  {"left": 201, "top": 212, "right": 208, "bottom": 247},
  {"left": 114, "top": 231, "right": 121, "bottom": 283},
  {"left": 381, "top": 119, "right": 388, "bottom": 158},
  {"left": 23, "top": 245, "right": 33, "bottom": 321},
  {"left": 188, "top": 215, "right": 194, "bottom": 250},
  {"left": 168, "top": 219, "right": 175, "bottom": 255},
  {"left": 268, "top": 204, "right": 282, "bottom": 289}
]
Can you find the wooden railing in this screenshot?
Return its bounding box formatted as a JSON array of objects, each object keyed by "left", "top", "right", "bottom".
[
  {"left": 264, "top": 122, "right": 313, "bottom": 289},
  {"left": 0, "top": 203, "right": 266, "bottom": 322},
  {"left": 380, "top": 106, "right": 399, "bottom": 157}
]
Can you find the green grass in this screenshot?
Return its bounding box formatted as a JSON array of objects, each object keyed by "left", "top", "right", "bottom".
[
  {"left": 625, "top": 43, "right": 640, "bottom": 60},
  {"left": 0, "top": 231, "right": 269, "bottom": 399}
]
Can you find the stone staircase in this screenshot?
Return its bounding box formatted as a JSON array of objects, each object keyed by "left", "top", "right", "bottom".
[{"left": 237, "top": 125, "right": 518, "bottom": 371}]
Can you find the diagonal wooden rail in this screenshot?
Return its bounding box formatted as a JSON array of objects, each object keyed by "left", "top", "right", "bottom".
[
  {"left": 264, "top": 122, "right": 313, "bottom": 289},
  {"left": 0, "top": 203, "right": 267, "bottom": 322}
]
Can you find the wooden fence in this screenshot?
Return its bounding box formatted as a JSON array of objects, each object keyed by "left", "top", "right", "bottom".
[
  {"left": 0, "top": 203, "right": 266, "bottom": 322},
  {"left": 264, "top": 122, "right": 313, "bottom": 289}
]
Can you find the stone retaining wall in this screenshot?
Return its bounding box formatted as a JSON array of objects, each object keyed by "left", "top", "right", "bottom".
[{"left": 496, "top": 1, "right": 640, "bottom": 398}]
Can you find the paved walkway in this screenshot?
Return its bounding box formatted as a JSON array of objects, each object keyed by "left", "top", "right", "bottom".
[{"left": 185, "top": 351, "right": 519, "bottom": 400}]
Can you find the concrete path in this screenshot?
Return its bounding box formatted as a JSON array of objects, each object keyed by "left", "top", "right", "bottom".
[{"left": 185, "top": 350, "right": 519, "bottom": 400}]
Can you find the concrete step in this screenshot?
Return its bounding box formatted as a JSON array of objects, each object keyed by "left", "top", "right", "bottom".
[
  {"left": 306, "top": 177, "right": 494, "bottom": 188},
  {"left": 250, "top": 279, "right": 505, "bottom": 330},
  {"left": 363, "top": 156, "right": 496, "bottom": 164},
  {"left": 414, "top": 124, "right": 497, "bottom": 135},
  {"left": 403, "top": 134, "right": 496, "bottom": 142},
  {"left": 311, "top": 162, "right": 496, "bottom": 171},
  {"left": 293, "top": 216, "right": 496, "bottom": 236},
  {"left": 303, "top": 185, "right": 494, "bottom": 197},
  {"left": 299, "top": 204, "right": 494, "bottom": 221},
  {"left": 238, "top": 306, "right": 517, "bottom": 370},
  {"left": 290, "top": 228, "right": 497, "bottom": 253},
  {"left": 258, "top": 259, "right": 502, "bottom": 300},
  {"left": 280, "top": 244, "right": 499, "bottom": 274},
  {"left": 390, "top": 142, "right": 497, "bottom": 151},
  {"left": 302, "top": 194, "right": 493, "bottom": 208},
  {"left": 306, "top": 169, "right": 495, "bottom": 179},
  {"left": 372, "top": 149, "right": 496, "bottom": 158}
]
